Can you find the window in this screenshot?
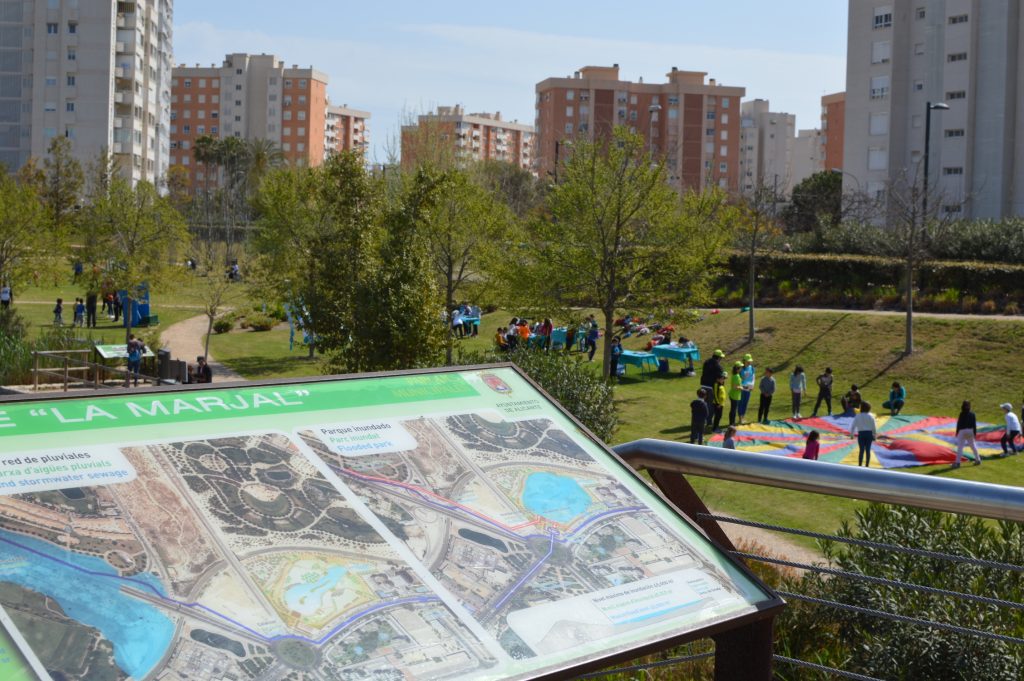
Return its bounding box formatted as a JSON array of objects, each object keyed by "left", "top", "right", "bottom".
[
  {"left": 66, "top": 74, "right": 74, "bottom": 86},
  {"left": 915, "top": 42, "right": 925, "bottom": 55},
  {"left": 719, "top": 163, "right": 727, "bottom": 173},
  {"left": 47, "top": 23, "right": 58, "bottom": 34},
  {"left": 668, "top": 108, "right": 678, "bottom": 120},
  {"left": 284, "top": 79, "right": 292, "bottom": 88},
  {"left": 184, "top": 79, "right": 191, "bottom": 88},
  {"left": 947, "top": 52, "right": 967, "bottom": 62},
  {"left": 299, "top": 79, "right": 307, "bottom": 88},
  {"left": 297, "top": 111, "right": 306, "bottom": 121},
  {"left": 210, "top": 126, "right": 218, "bottom": 134},
  {"left": 197, "top": 110, "right": 204, "bottom": 119},
  {"left": 947, "top": 90, "right": 966, "bottom": 99},
  {"left": 282, "top": 142, "right": 291, "bottom": 152},
  {"left": 65, "top": 101, "right": 74, "bottom": 112},
  {"left": 66, "top": 48, "right": 76, "bottom": 61},
  {"left": 45, "top": 76, "right": 57, "bottom": 87},
  {"left": 719, "top": 145, "right": 727, "bottom": 157},
  {"left": 629, "top": 110, "right": 637, "bottom": 121},
  {"left": 668, "top": 96, "right": 679, "bottom": 105},
  {"left": 297, "top": 143, "right": 305, "bottom": 152},
  {"left": 721, "top": 113, "right": 729, "bottom": 125},
  {"left": 198, "top": 79, "right": 206, "bottom": 88},
  {"left": 949, "top": 14, "right": 968, "bottom": 24},
  {"left": 870, "top": 112, "right": 890, "bottom": 135},
  {"left": 198, "top": 94, "right": 205, "bottom": 103},
  {"left": 705, "top": 128, "right": 715, "bottom": 136},
  {"left": 943, "top": 167, "right": 964, "bottom": 175},
  {"left": 235, "top": 100, "right": 241, "bottom": 107},
  {"left": 630, "top": 94, "right": 637, "bottom": 105},
  {"left": 720, "top": 130, "right": 728, "bottom": 140},
  {"left": 566, "top": 90, "right": 574, "bottom": 101},
  {"left": 870, "top": 75, "right": 890, "bottom": 99},
  {"left": 44, "top": 102, "right": 56, "bottom": 112},
  {"left": 183, "top": 94, "right": 191, "bottom": 103},
  {"left": 871, "top": 40, "right": 892, "bottom": 64},
  {"left": 873, "top": 6, "right": 893, "bottom": 28},
  {"left": 914, "top": 80, "right": 924, "bottom": 91},
  {"left": 267, "top": 107, "right": 275, "bottom": 117},
  {"left": 943, "top": 205, "right": 962, "bottom": 214},
  {"left": 197, "top": 125, "right": 205, "bottom": 134},
  {"left": 283, "top": 127, "right": 291, "bottom": 136},
  {"left": 211, "top": 111, "right": 218, "bottom": 119},
  {"left": 235, "top": 68, "right": 243, "bottom": 75},
  {"left": 945, "top": 128, "right": 965, "bottom": 138},
  {"left": 706, "top": 111, "right": 716, "bottom": 120},
  {"left": 867, "top": 181, "right": 886, "bottom": 199},
  {"left": 183, "top": 124, "right": 190, "bottom": 133},
  {"left": 235, "top": 84, "right": 242, "bottom": 91},
  {"left": 868, "top": 146, "right": 888, "bottom": 170},
  {"left": 234, "top": 115, "right": 241, "bottom": 122},
  {"left": 916, "top": 7, "right": 925, "bottom": 19},
  {"left": 284, "top": 111, "right": 292, "bottom": 120},
  {"left": 212, "top": 79, "right": 219, "bottom": 88},
  {"left": 721, "top": 97, "right": 730, "bottom": 108},
  {"left": 297, "top": 127, "right": 305, "bottom": 136},
  {"left": 298, "top": 95, "right": 306, "bottom": 104},
  {"left": 565, "top": 106, "right": 573, "bottom": 117}
]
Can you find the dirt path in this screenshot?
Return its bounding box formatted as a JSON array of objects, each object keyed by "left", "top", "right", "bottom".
[
  {"left": 748, "top": 306, "right": 1024, "bottom": 322},
  {"left": 160, "top": 314, "right": 245, "bottom": 383}
]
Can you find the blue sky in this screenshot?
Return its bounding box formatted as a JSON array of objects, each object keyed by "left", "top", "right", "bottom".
[{"left": 174, "top": 1, "right": 847, "bottom": 162}]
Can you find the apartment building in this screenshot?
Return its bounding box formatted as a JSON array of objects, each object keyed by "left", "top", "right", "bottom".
[
  {"left": 325, "top": 104, "right": 370, "bottom": 161},
  {"left": 0, "top": 0, "right": 173, "bottom": 186},
  {"left": 844, "top": 1, "right": 1024, "bottom": 218},
  {"left": 535, "top": 65, "right": 745, "bottom": 191},
  {"left": 792, "top": 129, "right": 826, "bottom": 187},
  {"left": 170, "top": 53, "right": 328, "bottom": 189},
  {"left": 400, "top": 105, "right": 534, "bottom": 171},
  {"left": 738, "top": 99, "right": 797, "bottom": 196},
  {"left": 821, "top": 92, "right": 845, "bottom": 173}
]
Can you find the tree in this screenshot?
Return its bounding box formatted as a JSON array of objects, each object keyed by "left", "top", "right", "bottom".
[
  {"left": 251, "top": 152, "right": 380, "bottom": 359},
  {"left": 738, "top": 184, "right": 782, "bottom": 342},
  {"left": 192, "top": 240, "right": 245, "bottom": 360},
  {"left": 873, "top": 169, "right": 957, "bottom": 355},
  {"left": 81, "top": 178, "right": 190, "bottom": 342},
  {"left": 472, "top": 160, "right": 543, "bottom": 218},
  {"left": 782, "top": 170, "right": 842, "bottom": 236},
  {"left": 0, "top": 172, "right": 53, "bottom": 288},
  {"left": 341, "top": 168, "right": 447, "bottom": 372},
  {"left": 41, "top": 136, "right": 84, "bottom": 236},
  {"left": 422, "top": 168, "right": 512, "bottom": 363},
  {"left": 245, "top": 138, "right": 285, "bottom": 196},
  {"left": 505, "top": 127, "right": 737, "bottom": 378}
]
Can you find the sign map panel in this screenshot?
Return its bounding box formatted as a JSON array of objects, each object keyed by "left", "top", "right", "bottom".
[{"left": 0, "top": 367, "right": 775, "bottom": 680}]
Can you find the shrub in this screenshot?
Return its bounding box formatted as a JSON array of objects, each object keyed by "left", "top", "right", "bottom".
[
  {"left": 1004, "top": 301, "right": 1020, "bottom": 316},
  {"left": 961, "top": 295, "right": 979, "bottom": 313},
  {"left": 246, "top": 313, "right": 275, "bottom": 332},
  {"left": 979, "top": 299, "right": 998, "bottom": 315},
  {"left": 213, "top": 317, "right": 234, "bottom": 334},
  {"left": 455, "top": 347, "right": 618, "bottom": 442}
]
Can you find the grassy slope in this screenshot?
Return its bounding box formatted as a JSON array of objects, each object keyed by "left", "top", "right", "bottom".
[{"left": 194, "top": 305, "right": 1024, "bottom": 545}]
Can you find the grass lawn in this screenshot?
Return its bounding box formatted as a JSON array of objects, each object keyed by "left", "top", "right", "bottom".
[{"left": 194, "top": 305, "right": 1024, "bottom": 547}]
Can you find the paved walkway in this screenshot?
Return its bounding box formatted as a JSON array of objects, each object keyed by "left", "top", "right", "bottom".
[{"left": 160, "top": 314, "right": 245, "bottom": 383}]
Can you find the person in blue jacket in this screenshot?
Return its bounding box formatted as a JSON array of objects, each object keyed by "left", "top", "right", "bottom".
[{"left": 882, "top": 382, "right": 906, "bottom": 416}]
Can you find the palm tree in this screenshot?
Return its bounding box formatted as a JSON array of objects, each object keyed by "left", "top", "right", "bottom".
[{"left": 245, "top": 138, "right": 285, "bottom": 197}]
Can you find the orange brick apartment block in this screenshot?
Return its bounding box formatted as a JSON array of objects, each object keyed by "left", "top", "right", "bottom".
[
  {"left": 536, "top": 65, "right": 745, "bottom": 191},
  {"left": 400, "top": 105, "right": 534, "bottom": 171},
  {"left": 821, "top": 91, "right": 845, "bottom": 173},
  {"left": 170, "top": 53, "right": 330, "bottom": 190}
]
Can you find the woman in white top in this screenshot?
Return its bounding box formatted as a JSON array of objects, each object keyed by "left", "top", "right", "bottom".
[{"left": 850, "top": 401, "right": 878, "bottom": 467}]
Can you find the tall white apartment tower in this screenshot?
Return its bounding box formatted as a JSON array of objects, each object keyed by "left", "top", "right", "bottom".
[
  {"left": 845, "top": 0, "right": 1024, "bottom": 218},
  {"left": 0, "top": 0, "right": 173, "bottom": 186},
  {"left": 738, "top": 99, "right": 797, "bottom": 196}
]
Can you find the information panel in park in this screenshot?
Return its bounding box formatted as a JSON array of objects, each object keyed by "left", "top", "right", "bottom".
[{"left": 0, "top": 367, "right": 779, "bottom": 680}]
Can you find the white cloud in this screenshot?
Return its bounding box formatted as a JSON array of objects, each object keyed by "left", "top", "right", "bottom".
[{"left": 174, "top": 21, "right": 845, "bottom": 161}]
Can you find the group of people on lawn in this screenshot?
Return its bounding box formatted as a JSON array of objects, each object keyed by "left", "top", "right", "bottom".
[{"left": 688, "top": 349, "right": 1019, "bottom": 467}]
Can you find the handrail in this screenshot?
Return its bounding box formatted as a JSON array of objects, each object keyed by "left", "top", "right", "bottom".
[{"left": 614, "top": 438, "right": 1024, "bottom": 523}]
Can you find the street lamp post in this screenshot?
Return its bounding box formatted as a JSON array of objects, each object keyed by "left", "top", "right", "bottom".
[{"left": 922, "top": 101, "right": 949, "bottom": 218}]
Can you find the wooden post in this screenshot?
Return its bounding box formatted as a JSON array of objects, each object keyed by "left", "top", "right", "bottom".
[
  {"left": 62, "top": 355, "right": 69, "bottom": 392},
  {"left": 33, "top": 353, "right": 39, "bottom": 391},
  {"left": 713, "top": 614, "right": 775, "bottom": 680}
]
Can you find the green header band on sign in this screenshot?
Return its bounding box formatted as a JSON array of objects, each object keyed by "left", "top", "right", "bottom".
[{"left": 0, "top": 373, "right": 476, "bottom": 438}]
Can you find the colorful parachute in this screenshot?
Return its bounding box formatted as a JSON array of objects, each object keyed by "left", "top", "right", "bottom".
[{"left": 709, "top": 414, "right": 1009, "bottom": 468}]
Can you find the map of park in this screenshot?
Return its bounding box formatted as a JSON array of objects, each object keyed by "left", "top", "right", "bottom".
[{"left": 0, "top": 433, "right": 495, "bottom": 681}]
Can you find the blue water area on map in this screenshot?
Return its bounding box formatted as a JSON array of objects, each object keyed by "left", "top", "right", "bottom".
[
  {"left": 284, "top": 566, "right": 348, "bottom": 615},
  {"left": 0, "top": 529, "right": 175, "bottom": 679},
  {"left": 521, "top": 472, "right": 591, "bottom": 523}
]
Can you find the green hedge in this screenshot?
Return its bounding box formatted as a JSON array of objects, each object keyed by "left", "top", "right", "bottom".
[{"left": 721, "top": 252, "right": 1024, "bottom": 299}]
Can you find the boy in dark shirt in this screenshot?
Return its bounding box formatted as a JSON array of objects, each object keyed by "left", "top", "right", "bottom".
[{"left": 690, "top": 388, "right": 710, "bottom": 445}]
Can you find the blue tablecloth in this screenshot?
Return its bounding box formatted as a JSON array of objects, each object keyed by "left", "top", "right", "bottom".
[
  {"left": 651, "top": 344, "right": 701, "bottom": 364},
  {"left": 618, "top": 350, "right": 659, "bottom": 376}
]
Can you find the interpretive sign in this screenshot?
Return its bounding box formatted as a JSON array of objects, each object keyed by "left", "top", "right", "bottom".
[
  {"left": 93, "top": 343, "right": 156, "bottom": 360},
  {"left": 0, "top": 366, "right": 779, "bottom": 680}
]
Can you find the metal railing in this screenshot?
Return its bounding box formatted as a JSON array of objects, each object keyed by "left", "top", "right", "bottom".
[{"left": 604, "top": 439, "right": 1024, "bottom": 680}]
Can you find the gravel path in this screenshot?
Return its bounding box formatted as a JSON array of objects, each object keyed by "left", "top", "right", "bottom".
[
  {"left": 160, "top": 314, "right": 245, "bottom": 383},
  {"left": 710, "top": 508, "right": 824, "bottom": 568}
]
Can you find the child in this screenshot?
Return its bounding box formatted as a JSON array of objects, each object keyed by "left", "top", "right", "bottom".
[
  {"left": 790, "top": 365, "right": 807, "bottom": 419},
  {"left": 757, "top": 367, "right": 776, "bottom": 424},
  {"left": 722, "top": 426, "right": 738, "bottom": 450},
  {"left": 712, "top": 372, "right": 727, "bottom": 433},
  {"left": 1000, "top": 403, "right": 1021, "bottom": 456},
  {"left": 74, "top": 298, "right": 85, "bottom": 327},
  {"left": 803, "top": 430, "right": 820, "bottom": 460},
  {"left": 610, "top": 336, "right": 623, "bottom": 378},
  {"left": 53, "top": 298, "right": 63, "bottom": 326},
  {"left": 690, "top": 389, "right": 709, "bottom": 445}
]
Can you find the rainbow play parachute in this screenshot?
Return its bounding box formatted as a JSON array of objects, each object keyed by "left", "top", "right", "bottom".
[{"left": 709, "top": 414, "right": 1011, "bottom": 468}]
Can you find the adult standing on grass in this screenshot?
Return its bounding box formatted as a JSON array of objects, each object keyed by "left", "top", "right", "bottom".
[
  {"left": 728, "top": 362, "right": 744, "bottom": 426},
  {"left": 954, "top": 400, "right": 980, "bottom": 468},
  {"left": 757, "top": 367, "right": 776, "bottom": 424},
  {"left": 85, "top": 291, "right": 98, "bottom": 328},
  {"left": 585, "top": 318, "right": 600, "bottom": 362},
  {"left": 1000, "top": 403, "right": 1021, "bottom": 456},
  {"left": 738, "top": 353, "right": 755, "bottom": 424},
  {"left": 850, "top": 402, "right": 877, "bottom": 467},
  {"left": 790, "top": 365, "right": 807, "bottom": 420},
  {"left": 0, "top": 282, "right": 11, "bottom": 309},
  {"left": 700, "top": 349, "right": 725, "bottom": 408},
  {"left": 813, "top": 367, "right": 833, "bottom": 417},
  {"left": 690, "top": 388, "right": 710, "bottom": 445}
]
